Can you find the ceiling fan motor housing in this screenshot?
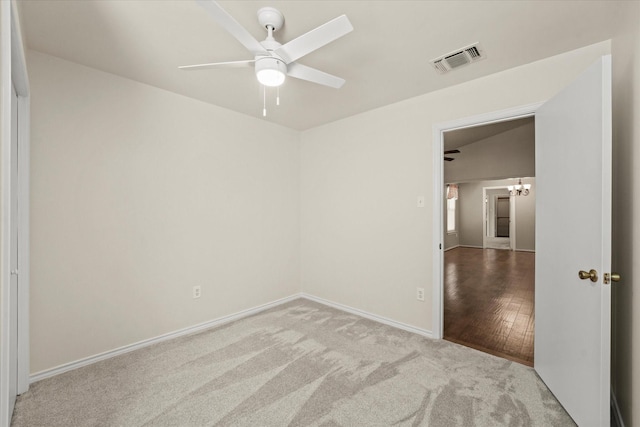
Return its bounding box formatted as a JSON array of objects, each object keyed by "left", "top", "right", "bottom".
[{"left": 257, "top": 7, "right": 284, "bottom": 31}]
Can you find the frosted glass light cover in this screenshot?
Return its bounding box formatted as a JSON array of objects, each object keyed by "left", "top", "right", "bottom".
[
  {"left": 257, "top": 69, "right": 285, "bottom": 87},
  {"left": 255, "top": 57, "right": 287, "bottom": 87}
]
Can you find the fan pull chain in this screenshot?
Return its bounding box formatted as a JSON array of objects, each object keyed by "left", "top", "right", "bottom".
[
  {"left": 261, "top": 85, "right": 282, "bottom": 117},
  {"left": 263, "top": 85, "right": 267, "bottom": 117}
]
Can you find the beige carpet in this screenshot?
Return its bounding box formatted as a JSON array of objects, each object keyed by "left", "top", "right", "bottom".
[{"left": 12, "top": 299, "right": 575, "bottom": 426}]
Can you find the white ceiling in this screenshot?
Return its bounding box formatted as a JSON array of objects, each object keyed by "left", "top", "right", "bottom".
[
  {"left": 444, "top": 117, "right": 534, "bottom": 151},
  {"left": 19, "top": 1, "right": 625, "bottom": 130}
]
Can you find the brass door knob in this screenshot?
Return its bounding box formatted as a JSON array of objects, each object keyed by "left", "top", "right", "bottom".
[
  {"left": 611, "top": 272, "right": 621, "bottom": 282},
  {"left": 578, "top": 269, "right": 598, "bottom": 282}
]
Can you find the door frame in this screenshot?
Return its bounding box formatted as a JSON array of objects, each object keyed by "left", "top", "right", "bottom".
[
  {"left": 482, "top": 186, "right": 515, "bottom": 250},
  {"left": 431, "top": 102, "right": 542, "bottom": 339},
  {"left": 14, "top": 7, "right": 30, "bottom": 395},
  {"left": 1, "top": 0, "right": 30, "bottom": 423}
]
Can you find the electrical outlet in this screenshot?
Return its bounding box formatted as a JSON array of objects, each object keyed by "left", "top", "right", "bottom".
[
  {"left": 193, "top": 286, "right": 201, "bottom": 299},
  {"left": 416, "top": 287, "right": 425, "bottom": 301}
]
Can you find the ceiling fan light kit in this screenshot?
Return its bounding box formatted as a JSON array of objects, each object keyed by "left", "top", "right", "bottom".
[
  {"left": 255, "top": 57, "right": 286, "bottom": 87},
  {"left": 181, "top": 0, "right": 353, "bottom": 116}
]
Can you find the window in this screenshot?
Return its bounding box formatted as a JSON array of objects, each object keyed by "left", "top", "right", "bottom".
[
  {"left": 447, "top": 198, "right": 456, "bottom": 233},
  {"left": 446, "top": 184, "right": 458, "bottom": 233}
]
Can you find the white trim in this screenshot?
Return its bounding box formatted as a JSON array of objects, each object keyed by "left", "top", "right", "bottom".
[
  {"left": 611, "top": 388, "right": 625, "bottom": 427},
  {"left": 432, "top": 102, "right": 543, "bottom": 341},
  {"left": 31, "top": 292, "right": 436, "bottom": 384},
  {"left": 0, "top": 0, "right": 13, "bottom": 423},
  {"left": 10, "top": 1, "right": 28, "bottom": 97},
  {"left": 434, "top": 103, "right": 544, "bottom": 135},
  {"left": 10, "top": 0, "right": 30, "bottom": 396},
  {"left": 450, "top": 245, "right": 517, "bottom": 251},
  {"left": 16, "top": 95, "right": 28, "bottom": 394},
  {"left": 599, "top": 55, "right": 613, "bottom": 427},
  {"left": 510, "top": 192, "right": 516, "bottom": 251},
  {"left": 432, "top": 121, "right": 444, "bottom": 339},
  {"left": 30, "top": 294, "right": 300, "bottom": 383},
  {"left": 302, "top": 293, "right": 434, "bottom": 339},
  {"left": 481, "top": 185, "right": 516, "bottom": 250}
]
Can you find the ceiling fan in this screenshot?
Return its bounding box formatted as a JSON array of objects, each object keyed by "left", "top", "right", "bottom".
[
  {"left": 444, "top": 149, "right": 460, "bottom": 161},
  {"left": 180, "top": 0, "right": 354, "bottom": 89}
]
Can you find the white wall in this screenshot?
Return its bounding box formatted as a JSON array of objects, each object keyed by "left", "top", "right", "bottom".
[
  {"left": 28, "top": 51, "right": 301, "bottom": 373},
  {"left": 22, "top": 18, "right": 640, "bottom": 425},
  {"left": 456, "top": 178, "right": 535, "bottom": 251},
  {"left": 514, "top": 181, "right": 536, "bottom": 251},
  {"left": 611, "top": 2, "right": 640, "bottom": 424},
  {"left": 300, "top": 41, "right": 610, "bottom": 333},
  {"left": 457, "top": 183, "right": 483, "bottom": 248},
  {"left": 444, "top": 121, "right": 535, "bottom": 183}
]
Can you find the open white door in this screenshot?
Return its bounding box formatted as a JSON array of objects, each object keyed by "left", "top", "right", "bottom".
[
  {"left": 535, "top": 56, "right": 612, "bottom": 426},
  {"left": 8, "top": 84, "right": 18, "bottom": 418}
]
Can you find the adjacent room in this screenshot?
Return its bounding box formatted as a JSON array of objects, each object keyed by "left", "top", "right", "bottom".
[
  {"left": 442, "top": 118, "right": 536, "bottom": 366},
  {"left": 1, "top": 1, "right": 639, "bottom": 426}
]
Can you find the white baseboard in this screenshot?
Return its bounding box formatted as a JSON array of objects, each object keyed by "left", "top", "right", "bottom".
[
  {"left": 302, "top": 293, "right": 433, "bottom": 339},
  {"left": 459, "top": 245, "right": 535, "bottom": 253},
  {"left": 444, "top": 245, "right": 459, "bottom": 252},
  {"left": 611, "top": 388, "right": 625, "bottom": 427},
  {"left": 30, "top": 293, "right": 435, "bottom": 384},
  {"left": 29, "top": 294, "right": 301, "bottom": 384}
]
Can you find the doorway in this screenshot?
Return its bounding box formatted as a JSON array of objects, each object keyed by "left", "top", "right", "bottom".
[
  {"left": 433, "top": 56, "right": 612, "bottom": 425},
  {"left": 483, "top": 187, "right": 515, "bottom": 250},
  {"left": 438, "top": 115, "right": 536, "bottom": 365}
]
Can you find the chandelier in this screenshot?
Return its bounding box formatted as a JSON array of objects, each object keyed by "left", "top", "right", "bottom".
[{"left": 508, "top": 179, "right": 531, "bottom": 196}]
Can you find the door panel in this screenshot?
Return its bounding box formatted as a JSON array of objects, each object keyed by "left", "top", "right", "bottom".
[
  {"left": 534, "top": 56, "right": 611, "bottom": 426},
  {"left": 496, "top": 197, "right": 510, "bottom": 237},
  {"left": 9, "top": 84, "right": 18, "bottom": 415},
  {"left": 484, "top": 188, "right": 512, "bottom": 250}
]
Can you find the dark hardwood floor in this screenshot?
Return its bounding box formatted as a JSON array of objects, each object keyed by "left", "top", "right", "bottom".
[{"left": 444, "top": 247, "right": 535, "bottom": 366}]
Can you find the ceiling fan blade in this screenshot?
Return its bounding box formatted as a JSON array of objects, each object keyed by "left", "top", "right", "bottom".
[
  {"left": 196, "top": 0, "right": 268, "bottom": 56},
  {"left": 179, "top": 60, "right": 256, "bottom": 71},
  {"left": 287, "top": 63, "right": 345, "bottom": 89},
  {"left": 444, "top": 149, "right": 461, "bottom": 154},
  {"left": 444, "top": 157, "right": 455, "bottom": 161},
  {"left": 274, "top": 15, "right": 353, "bottom": 64}
]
